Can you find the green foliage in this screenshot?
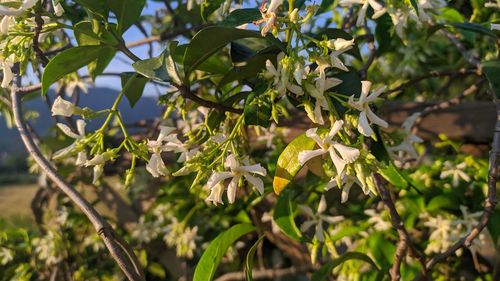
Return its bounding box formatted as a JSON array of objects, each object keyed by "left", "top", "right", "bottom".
[{"left": 193, "top": 224, "right": 256, "bottom": 281}]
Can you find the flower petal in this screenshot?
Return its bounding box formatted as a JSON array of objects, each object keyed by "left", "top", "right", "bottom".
[
  {"left": 318, "top": 195, "right": 327, "bottom": 213},
  {"left": 332, "top": 143, "right": 359, "bottom": 163},
  {"left": 244, "top": 174, "right": 264, "bottom": 194},
  {"left": 298, "top": 149, "right": 327, "bottom": 166},
  {"left": 328, "top": 146, "right": 347, "bottom": 176},
  {"left": 357, "top": 111, "right": 374, "bottom": 137},
  {"left": 227, "top": 176, "right": 239, "bottom": 204},
  {"left": 207, "top": 171, "right": 233, "bottom": 189},
  {"left": 298, "top": 205, "right": 315, "bottom": 218},
  {"left": 366, "top": 107, "right": 388, "bottom": 128},
  {"left": 224, "top": 154, "right": 240, "bottom": 171}
]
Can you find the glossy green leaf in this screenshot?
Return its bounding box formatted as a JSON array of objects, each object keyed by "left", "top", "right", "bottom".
[
  {"left": 132, "top": 50, "right": 171, "bottom": 82},
  {"left": 74, "top": 0, "right": 108, "bottom": 20},
  {"left": 108, "top": 0, "right": 145, "bottom": 34},
  {"left": 311, "top": 252, "right": 380, "bottom": 281},
  {"left": 42, "top": 46, "right": 110, "bottom": 95},
  {"left": 427, "top": 195, "right": 456, "bottom": 212},
  {"left": 379, "top": 163, "right": 408, "bottom": 189},
  {"left": 220, "top": 8, "right": 262, "bottom": 27},
  {"left": 273, "top": 131, "right": 321, "bottom": 194},
  {"left": 409, "top": 0, "right": 419, "bottom": 16},
  {"left": 273, "top": 190, "right": 304, "bottom": 241},
  {"left": 88, "top": 47, "right": 115, "bottom": 80},
  {"left": 201, "top": 0, "right": 225, "bottom": 21},
  {"left": 120, "top": 72, "right": 148, "bottom": 107},
  {"left": 483, "top": 60, "right": 500, "bottom": 99},
  {"left": 183, "top": 26, "right": 277, "bottom": 76},
  {"left": 193, "top": 224, "right": 256, "bottom": 281},
  {"left": 451, "top": 22, "right": 497, "bottom": 38},
  {"left": 245, "top": 236, "right": 264, "bottom": 281},
  {"left": 244, "top": 92, "right": 271, "bottom": 127}
]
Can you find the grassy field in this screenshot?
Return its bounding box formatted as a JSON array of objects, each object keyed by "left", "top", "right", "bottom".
[{"left": 0, "top": 184, "right": 38, "bottom": 229}]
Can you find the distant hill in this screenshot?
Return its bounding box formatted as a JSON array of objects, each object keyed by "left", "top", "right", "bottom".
[{"left": 0, "top": 87, "right": 161, "bottom": 162}]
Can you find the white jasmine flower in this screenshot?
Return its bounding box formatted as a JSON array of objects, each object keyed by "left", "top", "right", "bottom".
[
  {"left": 164, "top": 218, "right": 200, "bottom": 259},
  {"left": 299, "top": 195, "right": 344, "bottom": 241},
  {"left": 52, "top": 0, "right": 64, "bottom": 16},
  {"left": 389, "top": 8, "right": 410, "bottom": 39},
  {"left": 0, "top": 0, "right": 38, "bottom": 16},
  {"left": 1, "top": 56, "right": 13, "bottom": 88},
  {"left": 51, "top": 96, "right": 77, "bottom": 117},
  {"left": 416, "top": 0, "right": 446, "bottom": 22},
  {"left": 325, "top": 173, "right": 365, "bottom": 203},
  {"left": 325, "top": 38, "right": 355, "bottom": 72},
  {"left": 339, "top": 0, "right": 386, "bottom": 27},
  {"left": 206, "top": 183, "right": 225, "bottom": 205},
  {"left": 145, "top": 126, "right": 177, "bottom": 177},
  {"left": 348, "top": 81, "right": 388, "bottom": 137},
  {"left": 187, "top": 0, "right": 203, "bottom": 11},
  {"left": 207, "top": 154, "right": 267, "bottom": 204},
  {"left": 85, "top": 152, "right": 111, "bottom": 166},
  {"left": 388, "top": 113, "right": 423, "bottom": 160},
  {"left": 0, "top": 16, "right": 14, "bottom": 34},
  {"left": 423, "top": 214, "right": 457, "bottom": 255},
  {"left": 258, "top": 0, "right": 283, "bottom": 36},
  {"left": 364, "top": 209, "right": 392, "bottom": 231},
  {"left": 265, "top": 53, "right": 304, "bottom": 96},
  {"left": 298, "top": 120, "right": 360, "bottom": 176},
  {"left": 53, "top": 119, "right": 87, "bottom": 166},
  {"left": 32, "top": 230, "right": 64, "bottom": 266},
  {"left": 440, "top": 161, "right": 470, "bottom": 187},
  {"left": 492, "top": 23, "right": 500, "bottom": 31},
  {"left": 486, "top": 0, "right": 500, "bottom": 9},
  {"left": 0, "top": 247, "right": 13, "bottom": 265},
  {"left": 131, "top": 217, "right": 164, "bottom": 244}
]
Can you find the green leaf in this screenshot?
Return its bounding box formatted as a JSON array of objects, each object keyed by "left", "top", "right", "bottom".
[
  {"left": 311, "top": 252, "right": 379, "bottom": 281},
  {"left": 483, "top": 60, "right": 500, "bottom": 98},
  {"left": 427, "top": 195, "right": 456, "bottom": 212},
  {"left": 173, "top": 44, "right": 230, "bottom": 75},
  {"left": 273, "top": 132, "right": 320, "bottom": 194},
  {"left": 74, "top": 0, "right": 108, "bottom": 20},
  {"left": 108, "top": 0, "right": 145, "bottom": 34},
  {"left": 379, "top": 163, "right": 408, "bottom": 189},
  {"left": 133, "top": 50, "right": 171, "bottom": 82},
  {"left": 218, "top": 54, "right": 273, "bottom": 87},
  {"left": 451, "top": 22, "right": 497, "bottom": 38},
  {"left": 183, "top": 26, "right": 279, "bottom": 76},
  {"left": 244, "top": 92, "right": 271, "bottom": 127},
  {"left": 88, "top": 47, "right": 115, "bottom": 80},
  {"left": 74, "top": 21, "right": 101, "bottom": 45},
  {"left": 42, "top": 46, "right": 110, "bottom": 95},
  {"left": 219, "top": 8, "right": 262, "bottom": 27},
  {"left": 120, "top": 72, "right": 148, "bottom": 107},
  {"left": 201, "top": 0, "right": 225, "bottom": 21},
  {"left": 245, "top": 236, "right": 264, "bottom": 281},
  {"left": 409, "top": 0, "right": 419, "bottom": 16},
  {"left": 193, "top": 224, "right": 256, "bottom": 281},
  {"left": 273, "top": 190, "right": 304, "bottom": 241}
]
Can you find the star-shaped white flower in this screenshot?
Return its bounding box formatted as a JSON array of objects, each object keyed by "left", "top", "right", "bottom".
[
  {"left": 265, "top": 53, "right": 304, "bottom": 96},
  {"left": 339, "top": 0, "right": 386, "bottom": 27},
  {"left": 146, "top": 126, "right": 178, "bottom": 177},
  {"left": 325, "top": 174, "right": 365, "bottom": 203},
  {"left": 388, "top": 113, "right": 423, "bottom": 160},
  {"left": 206, "top": 183, "right": 225, "bottom": 205},
  {"left": 0, "top": 0, "right": 38, "bottom": 16},
  {"left": 258, "top": 0, "right": 283, "bottom": 36},
  {"left": 440, "top": 161, "right": 470, "bottom": 187},
  {"left": 325, "top": 38, "right": 355, "bottom": 72},
  {"left": 207, "top": 154, "right": 267, "bottom": 204},
  {"left": 299, "top": 195, "right": 344, "bottom": 241},
  {"left": 53, "top": 119, "right": 87, "bottom": 166},
  {"left": 298, "top": 120, "right": 360, "bottom": 176},
  {"left": 348, "top": 81, "right": 388, "bottom": 137},
  {"left": 51, "top": 96, "right": 79, "bottom": 117}
]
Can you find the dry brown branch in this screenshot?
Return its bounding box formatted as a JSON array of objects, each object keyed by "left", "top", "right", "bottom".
[
  {"left": 373, "top": 174, "right": 427, "bottom": 280},
  {"left": 10, "top": 77, "right": 145, "bottom": 281},
  {"left": 425, "top": 101, "right": 499, "bottom": 271},
  {"left": 214, "top": 265, "right": 311, "bottom": 281}
]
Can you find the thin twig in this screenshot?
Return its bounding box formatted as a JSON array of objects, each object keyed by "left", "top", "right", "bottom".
[
  {"left": 442, "top": 30, "right": 481, "bottom": 69},
  {"left": 33, "top": 12, "right": 49, "bottom": 66},
  {"left": 10, "top": 77, "right": 145, "bottom": 281},
  {"left": 176, "top": 84, "right": 243, "bottom": 114},
  {"left": 373, "top": 174, "right": 427, "bottom": 280},
  {"left": 214, "top": 265, "right": 311, "bottom": 281},
  {"left": 425, "top": 100, "right": 499, "bottom": 271},
  {"left": 383, "top": 68, "right": 479, "bottom": 96}
]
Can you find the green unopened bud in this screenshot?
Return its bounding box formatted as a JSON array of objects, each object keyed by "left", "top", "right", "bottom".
[
  {"left": 289, "top": 8, "right": 299, "bottom": 23},
  {"left": 124, "top": 169, "right": 134, "bottom": 187}
]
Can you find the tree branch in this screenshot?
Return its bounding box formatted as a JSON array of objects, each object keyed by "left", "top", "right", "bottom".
[
  {"left": 176, "top": 84, "right": 243, "bottom": 114},
  {"left": 373, "top": 174, "right": 427, "bottom": 280},
  {"left": 425, "top": 100, "right": 499, "bottom": 271},
  {"left": 10, "top": 77, "right": 145, "bottom": 281},
  {"left": 214, "top": 265, "right": 311, "bottom": 281}
]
